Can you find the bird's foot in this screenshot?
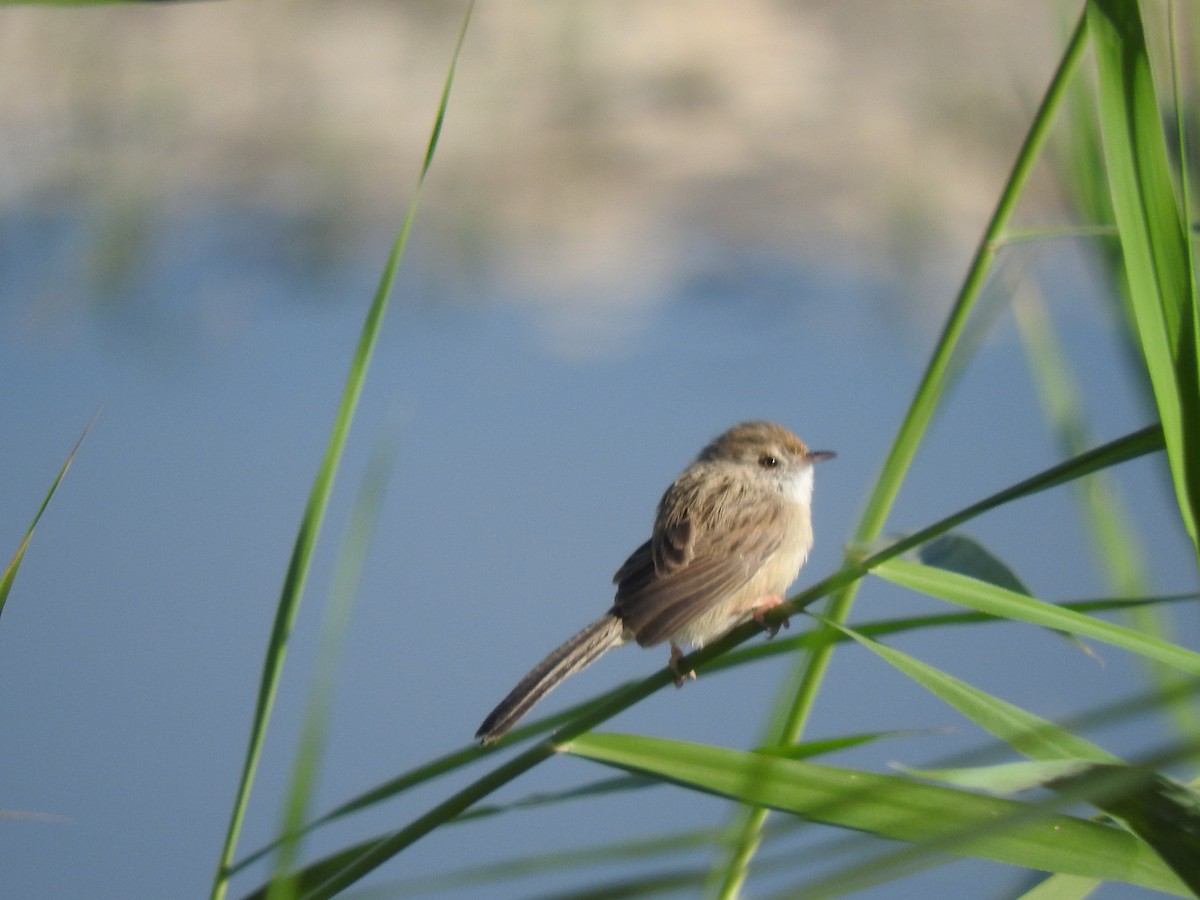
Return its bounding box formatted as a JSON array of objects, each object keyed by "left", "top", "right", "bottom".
[
  {"left": 669, "top": 643, "right": 696, "bottom": 687},
  {"left": 753, "top": 595, "right": 790, "bottom": 637}
]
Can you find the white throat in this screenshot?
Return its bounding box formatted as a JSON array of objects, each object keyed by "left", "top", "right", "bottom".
[{"left": 785, "top": 465, "right": 815, "bottom": 507}]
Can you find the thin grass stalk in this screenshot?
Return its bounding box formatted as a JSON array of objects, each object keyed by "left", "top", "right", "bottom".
[
  {"left": 710, "top": 11, "right": 1092, "bottom": 897},
  {"left": 1169, "top": 0, "right": 1200, "bottom": 557},
  {"left": 208, "top": 6, "right": 475, "bottom": 898},
  {"left": 1088, "top": 0, "right": 1200, "bottom": 556},
  {"left": 1013, "top": 288, "right": 1147, "bottom": 597},
  {"left": 1015, "top": 285, "right": 1200, "bottom": 743},
  {"left": 0, "top": 410, "right": 97, "bottom": 621},
  {"left": 266, "top": 435, "right": 398, "bottom": 900}
]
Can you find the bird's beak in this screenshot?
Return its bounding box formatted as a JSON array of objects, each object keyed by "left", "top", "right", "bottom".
[{"left": 807, "top": 449, "right": 836, "bottom": 462}]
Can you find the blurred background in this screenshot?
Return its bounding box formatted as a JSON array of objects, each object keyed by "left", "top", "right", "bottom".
[{"left": 1, "top": 1, "right": 1195, "bottom": 898}]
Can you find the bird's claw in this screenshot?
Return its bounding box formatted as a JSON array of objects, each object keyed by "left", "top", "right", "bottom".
[
  {"left": 668, "top": 643, "right": 696, "bottom": 687},
  {"left": 753, "top": 596, "right": 790, "bottom": 637}
]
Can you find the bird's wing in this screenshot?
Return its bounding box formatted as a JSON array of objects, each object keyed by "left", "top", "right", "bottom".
[{"left": 610, "top": 481, "right": 787, "bottom": 647}]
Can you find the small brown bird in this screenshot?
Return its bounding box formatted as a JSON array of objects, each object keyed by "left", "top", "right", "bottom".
[{"left": 475, "top": 420, "right": 834, "bottom": 744}]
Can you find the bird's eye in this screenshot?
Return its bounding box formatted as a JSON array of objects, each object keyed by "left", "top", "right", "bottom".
[{"left": 758, "top": 454, "right": 779, "bottom": 469}]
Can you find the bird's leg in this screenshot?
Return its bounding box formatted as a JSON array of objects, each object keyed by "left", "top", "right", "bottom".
[
  {"left": 668, "top": 643, "right": 696, "bottom": 687},
  {"left": 752, "top": 595, "right": 790, "bottom": 637}
]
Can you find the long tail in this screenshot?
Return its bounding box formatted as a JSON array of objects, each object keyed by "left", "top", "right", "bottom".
[{"left": 475, "top": 614, "right": 626, "bottom": 744}]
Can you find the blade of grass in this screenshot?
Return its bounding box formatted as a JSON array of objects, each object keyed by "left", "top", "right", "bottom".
[
  {"left": 1088, "top": 0, "right": 1200, "bottom": 555},
  {"left": 1014, "top": 873, "right": 1102, "bottom": 900},
  {"left": 766, "top": 687, "right": 1200, "bottom": 900},
  {"left": 930, "top": 756, "right": 1200, "bottom": 894},
  {"left": 453, "top": 731, "right": 926, "bottom": 826},
  {"left": 915, "top": 532, "right": 1031, "bottom": 593},
  {"left": 244, "top": 807, "right": 817, "bottom": 899},
  {"left": 357, "top": 826, "right": 734, "bottom": 900},
  {"left": 1063, "top": 764, "right": 1200, "bottom": 892},
  {"left": 873, "top": 559, "right": 1200, "bottom": 676},
  {"left": 565, "top": 733, "right": 1189, "bottom": 896},
  {"left": 258, "top": 791, "right": 999, "bottom": 900},
  {"left": 227, "top": 591, "right": 1192, "bottom": 878},
  {"left": 295, "top": 743, "right": 559, "bottom": 899},
  {"left": 266, "top": 432, "right": 399, "bottom": 900},
  {"left": 236, "top": 599, "right": 1194, "bottom": 899},
  {"left": 711, "top": 13, "right": 1094, "bottom": 894},
  {"left": 207, "top": 6, "right": 476, "bottom": 898},
  {"left": 898, "top": 760, "right": 1099, "bottom": 795},
  {"left": 465, "top": 868, "right": 700, "bottom": 900},
  {"left": 1013, "top": 287, "right": 1148, "bottom": 593},
  {"left": 1015, "top": 282, "right": 1200, "bottom": 740},
  {"left": 1, "top": 410, "right": 98, "bottom": 622},
  {"left": 810, "top": 615, "right": 1121, "bottom": 764},
  {"left": 278, "top": 750, "right": 1195, "bottom": 900},
  {"left": 829, "top": 613, "right": 1200, "bottom": 886},
  {"left": 242, "top": 807, "right": 724, "bottom": 899},
  {"left": 1166, "top": 3, "right": 1196, "bottom": 273}
]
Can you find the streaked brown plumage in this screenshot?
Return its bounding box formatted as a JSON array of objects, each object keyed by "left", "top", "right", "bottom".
[{"left": 475, "top": 421, "right": 834, "bottom": 744}]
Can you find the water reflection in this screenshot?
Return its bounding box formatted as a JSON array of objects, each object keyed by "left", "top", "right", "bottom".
[{"left": 3, "top": 0, "right": 1058, "bottom": 344}]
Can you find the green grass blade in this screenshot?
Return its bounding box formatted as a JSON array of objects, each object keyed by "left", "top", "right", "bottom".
[
  {"left": 1167, "top": 3, "right": 1197, "bottom": 285},
  {"left": 1013, "top": 873, "right": 1103, "bottom": 900},
  {"left": 847, "top": 12, "right": 1089, "bottom": 550},
  {"left": 227, "top": 594, "right": 1193, "bottom": 880},
  {"left": 760, "top": 729, "right": 945, "bottom": 759},
  {"left": 241, "top": 840, "right": 380, "bottom": 900},
  {"left": 207, "top": 6, "right": 476, "bottom": 898},
  {"left": 233, "top": 615, "right": 1195, "bottom": 899},
  {"left": 774, "top": 757, "right": 1200, "bottom": 900},
  {"left": 1017, "top": 280, "right": 1200, "bottom": 740},
  {"left": 1001, "top": 315, "right": 1184, "bottom": 886},
  {"left": 259, "top": 667, "right": 943, "bottom": 894},
  {"left": 266, "top": 434, "right": 398, "bottom": 900},
  {"left": 296, "top": 743, "right": 559, "bottom": 899},
  {"left": 911, "top": 530, "right": 1102, "bottom": 662},
  {"left": 455, "top": 774, "right": 656, "bottom": 823},
  {"left": 244, "top": 813, "right": 816, "bottom": 899},
  {"left": 1013, "top": 287, "right": 1149, "bottom": 593},
  {"left": 873, "top": 559, "right": 1200, "bottom": 676},
  {"left": 453, "top": 732, "right": 927, "bottom": 825},
  {"left": 346, "top": 826, "right": 730, "bottom": 899},
  {"left": 771, "top": 728, "right": 1200, "bottom": 899},
  {"left": 710, "top": 18, "right": 1100, "bottom": 889},
  {"left": 564, "top": 733, "right": 1189, "bottom": 896},
  {"left": 898, "top": 760, "right": 1100, "bottom": 795},
  {"left": 837, "top": 424, "right": 1163, "bottom": 615},
  {"left": 237, "top": 592, "right": 1192, "bottom": 877},
  {"left": 915, "top": 533, "right": 1031, "bottom": 593},
  {"left": 227, "top": 742, "right": 496, "bottom": 877},
  {"left": 0, "top": 411, "right": 97, "bottom": 622},
  {"left": 811, "top": 615, "right": 1121, "bottom": 764},
  {"left": 1048, "top": 763, "right": 1200, "bottom": 892},
  {"left": 1088, "top": 0, "right": 1200, "bottom": 554},
  {"left": 978, "top": 754, "right": 1200, "bottom": 895}
]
